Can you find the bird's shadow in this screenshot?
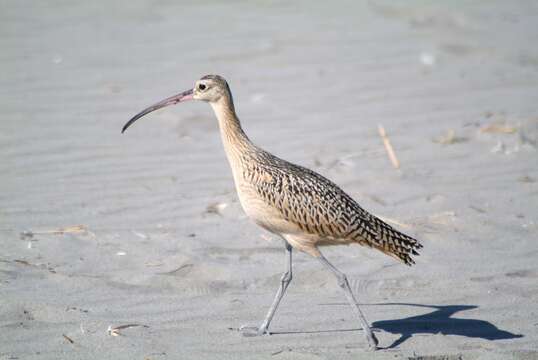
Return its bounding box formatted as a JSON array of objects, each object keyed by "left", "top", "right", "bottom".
[
  {"left": 371, "top": 303, "right": 523, "bottom": 349},
  {"left": 274, "top": 303, "right": 523, "bottom": 349}
]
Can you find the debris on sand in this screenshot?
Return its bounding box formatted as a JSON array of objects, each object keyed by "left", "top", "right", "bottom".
[
  {"left": 432, "top": 129, "right": 467, "bottom": 145},
  {"left": 62, "top": 334, "right": 75, "bottom": 344},
  {"left": 107, "top": 324, "right": 149, "bottom": 337},
  {"left": 480, "top": 123, "right": 517, "bottom": 134},
  {"left": 518, "top": 175, "right": 536, "bottom": 183},
  {"left": 132, "top": 230, "right": 149, "bottom": 239},
  {"left": 144, "top": 261, "right": 164, "bottom": 267},
  {"left": 19, "top": 225, "right": 87, "bottom": 240},
  {"left": 20, "top": 231, "right": 34, "bottom": 240},
  {"left": 378, "top": 124, "right": 400, "bottom": 169},
  {"left": 205, "top": 202, "right": 228, "bottom": 216},
  {"left": 469, "top": 205, "right": 487, "bottom": 214},
  {"left": 13, "top": 259, "right": 56, "bottom": 273},
  {"left": 159, "top": 263, "right": 193, "bottom": 275}
]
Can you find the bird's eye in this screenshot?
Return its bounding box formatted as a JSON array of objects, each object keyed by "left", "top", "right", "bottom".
[{"left": 198, "top": 84, "right": 207, "bottom": 91}]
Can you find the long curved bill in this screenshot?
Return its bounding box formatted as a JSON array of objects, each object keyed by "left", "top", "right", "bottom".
[{"left": 121, "top": 88, "right": 194, "bottom": 133}]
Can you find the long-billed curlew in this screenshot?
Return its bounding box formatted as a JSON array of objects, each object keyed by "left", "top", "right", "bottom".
[{"left": 122, "top": 75, "right": 422, "bottom": 350}]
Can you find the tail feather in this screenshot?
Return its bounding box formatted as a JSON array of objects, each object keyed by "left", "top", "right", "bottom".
[{"left": 353, "top": 214, "right": 423, "bottom": 266}]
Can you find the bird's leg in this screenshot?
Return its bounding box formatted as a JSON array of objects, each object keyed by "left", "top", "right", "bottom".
[
  {"left": 241, "top": 242, "right": 293, "bottom": 337},
  {"left": 317, "top": 251, "right": 379, "bottom": 350}
]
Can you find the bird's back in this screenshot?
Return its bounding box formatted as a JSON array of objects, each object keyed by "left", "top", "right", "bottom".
[{"left": 236, "top": 149, "right": 422, "bottom": 265}]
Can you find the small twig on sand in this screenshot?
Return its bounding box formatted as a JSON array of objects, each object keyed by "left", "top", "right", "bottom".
[
  {"left": 62, "top": 334, "right": 75, "bottom": 344},
  {"left": 378, "top": 125, "right": 400, "bottom": 169},
  {"left": 159, "top": 263, "right": 193, "bottom": 275},
  {"left": 20, "top": 225, "right": 87, "bottom": 240},
  {"left": 14, "top": 259, "right": 31, "bottom": 266},
  {"left": 480, "top": 123, "right": 517, "bottom": 134}
]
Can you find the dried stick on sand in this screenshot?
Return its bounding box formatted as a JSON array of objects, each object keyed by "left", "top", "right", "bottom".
[
  {"left": 20, "top": 225, "right": 87, "bottom": 239},
  {"left": 378, "top": 124, "right": 400, "bottom": 169}
]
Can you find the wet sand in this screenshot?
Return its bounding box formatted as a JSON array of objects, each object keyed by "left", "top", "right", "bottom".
[{"left": 1, "top": 1, "right": 537, "bottom": 359}]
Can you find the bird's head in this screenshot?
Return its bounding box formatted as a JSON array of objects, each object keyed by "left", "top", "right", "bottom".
[
  {"left": 193, "top": 74, "right": 231, "bottom": 103},
  {"left": 122, "top": 74, "right": 232, "bottom": 133}
]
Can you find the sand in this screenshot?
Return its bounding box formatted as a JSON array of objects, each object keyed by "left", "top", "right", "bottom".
[{"left": 1, "top": 1, "right": 537, "bottom": 359}]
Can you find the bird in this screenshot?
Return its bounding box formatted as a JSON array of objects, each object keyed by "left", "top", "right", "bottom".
[{"left": 122, "top": 74, "right": 422, "bottom": 351}]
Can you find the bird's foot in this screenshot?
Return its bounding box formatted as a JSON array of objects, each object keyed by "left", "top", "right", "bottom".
[{"left": 239, "top": 324, "right": 270, "bottom": 337}]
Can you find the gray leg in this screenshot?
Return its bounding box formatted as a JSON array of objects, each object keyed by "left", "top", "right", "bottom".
[
  {"left": 241, "top": 242, "right": 293, "bottom": 336},
  {"left": 318, "top": 251, "right": 379, "bottom": 350}
]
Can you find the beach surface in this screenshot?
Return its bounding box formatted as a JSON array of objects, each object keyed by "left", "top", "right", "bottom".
[{"left": 1, "top": 1, "right": 537, "bottom": 359}]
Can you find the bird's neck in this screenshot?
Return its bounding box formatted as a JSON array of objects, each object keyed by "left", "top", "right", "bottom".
[{"left": 210, "top": 97, "right": 254, "bottom": 165}]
